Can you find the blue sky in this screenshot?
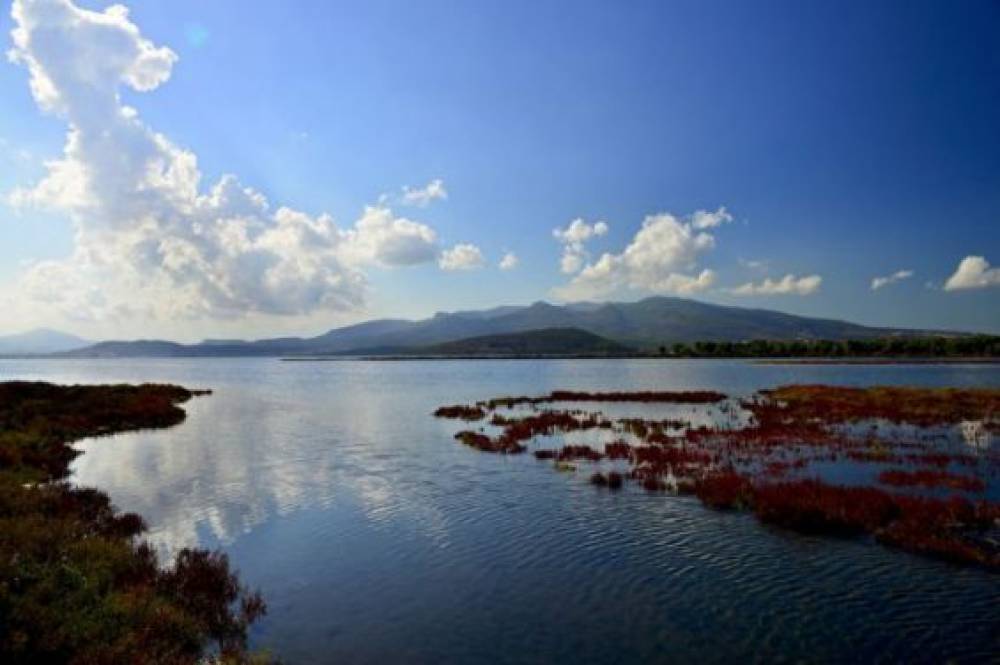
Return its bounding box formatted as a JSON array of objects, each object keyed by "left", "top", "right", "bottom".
[{"left": 0, "top": 0, "right": 997, "bottom": 341}]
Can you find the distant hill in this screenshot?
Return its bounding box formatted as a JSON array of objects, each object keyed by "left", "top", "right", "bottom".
[
  {"left": 402, "top": 327, "right": 633, "bottom": 357},
  {"left": 292, "top": 297, "right": 947, "bottom": 354},
  {"left": 56, "top": 296, "right": 962, "bottom": 358},
  {"left": 56, "top": 340, "right": 269, "bottom": 358},
  {"left": 0, "top": 328, "right": 90, "bottom": 355}
]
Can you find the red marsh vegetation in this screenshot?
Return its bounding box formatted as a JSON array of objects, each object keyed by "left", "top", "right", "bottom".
[
  {"left": 750, "top": 385, "right": 1000, "bottom": 427},
  {"left": 435, "top": 384, "right": 1000, "bottom": 569},
  {"left": 475, "top": 389, "right": 726, "bottom": 410},
  {"left": 434, "top": 404, "right": 487, "bottom": 420}
]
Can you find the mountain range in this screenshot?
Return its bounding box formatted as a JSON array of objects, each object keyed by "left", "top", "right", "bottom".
[
  {"left": 19, "top": 296, "right": 960, "bottom": 358},
  {"left": 0, "top": 329, "right": 90, "bottom": 355}
]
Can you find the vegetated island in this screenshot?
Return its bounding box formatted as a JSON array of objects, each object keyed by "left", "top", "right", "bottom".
[
  {"left": 434, "top": 385, "right": 1000, "bottom": 568},
  {"left": 0, "top": 382, "right": 269, "bottom": 663}
]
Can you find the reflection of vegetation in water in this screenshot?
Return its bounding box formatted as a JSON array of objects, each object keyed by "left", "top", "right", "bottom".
[
  {"left": 435, "top": 385, "right": 1000, "bottom": 569},
  {"left": 0, "top": 382, "right": 269, "bottom": 663}
]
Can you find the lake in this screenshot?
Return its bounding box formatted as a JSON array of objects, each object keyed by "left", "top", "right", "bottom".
[{"left": 1, "top": 358, "right": 997, "bottom": 663}]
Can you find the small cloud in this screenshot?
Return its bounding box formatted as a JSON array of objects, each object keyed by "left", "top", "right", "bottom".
[
  {"left": 552, "top": 218, "right": 608, "bottom": 274},
  {"left": 689, "top": 206, "right": 733, "bottom": 230},
  {"left": 871, "top": 269, "right": 914, "bottom": 291},
  {"left": 731, "top": 274, "right": 821, "bottom": 296},
  {"left": 552, "top": 218, "right": 609, "bottom": 246},
  {"left": 943, "top": 256, "right": 1000, "bottom": 291},
  {"left": 439, "top": 243, "right": 485, "bottom": 271},
  {"left": 498, "top": 252, "right": 519, "bottom": 270},
  {"left": 401, "top": 178, "right": 447, "bottom": 207},
  {"left": 739, "top": 258, "right": 768, "bottom": 271}
]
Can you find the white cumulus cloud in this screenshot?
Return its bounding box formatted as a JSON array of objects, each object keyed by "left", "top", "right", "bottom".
[
  {"left": 553, "top": 209, "right": 724, "bottom": 300},
  {"left": 870, "top": 269, "right": 913, "bottom": 291},
  {"left": 731, "top": 274, "right": 822, "bottom": 296},
  {"left": 690, "top": 206, "right": 733, "bottom": 229},
  {"left": 6, "top": 0, "right": 444, "bottom": 322},
  {"left": 498, "top": 252, "right": 519, "bottom": 270},
  {"left": 340, "top": 205, "right": 438, "bottom": 267},
  {"left": 552, "top": 218, "right": 608, "bottom": 274},
  {"left": 943, "top": 256, "right": 1000, "bottom": 291},
  {"left": 439, "top": 243, "right": 485, "bottom": 271},
  {"left": 401, "top": 178, "right": 447, "bottom": 207}
]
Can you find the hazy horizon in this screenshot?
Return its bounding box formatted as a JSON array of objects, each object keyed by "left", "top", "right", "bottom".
[{"left": 3, "top": 292, "right": 997, "bottom": 346}]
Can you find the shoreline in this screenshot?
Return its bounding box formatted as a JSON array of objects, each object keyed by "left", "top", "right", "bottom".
[
  {"left": 282, "top": 355, "right": 1000, "bottom": 363},
  {"left": 0, "top": 381, "right": 267, "bottom": 661}
]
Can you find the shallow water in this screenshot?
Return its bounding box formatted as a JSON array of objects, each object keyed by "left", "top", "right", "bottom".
[{"left": 1, "top": 358, "right": 998, "bottom": 662}]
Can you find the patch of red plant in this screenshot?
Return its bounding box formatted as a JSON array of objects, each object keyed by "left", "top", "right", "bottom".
[
  {"left": 559, "top": 445, "right": 604, "bottom": 462},
  {"left": 753, "top": 480, "right": 901, "bottom": 534},
  {"left": 752, "top": 385, "right": 1000, "bottom": 427},
  {"left": 433, "top": 404, "right": 486, "bottom": 420},
  {"left": 694, "top": 472, "right": 754, "bottom": 510},
  {"left": 454, "top": 430, "right": 525, "bottom": 454},
  {"left": 604, "top": 441, "right": 632, "bottom": 460},
  {"left": 632, "top": 444, "right": 712, "bottom": 470},
  {"left": 548, "top": 390, "right": 726, "bottom": 404},
  {"left": 620, "top": 418, "right": 690, "bottom": 439},
  {"left": 476, "top": 389, "right": 726, "bottom": 409}
]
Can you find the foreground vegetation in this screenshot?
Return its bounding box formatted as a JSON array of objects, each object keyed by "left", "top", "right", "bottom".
[
  {"left": 436, "top": 385, "right": 1000, "bottom": 568},
  {"left": 0, "top": 382, "right": 268, "bottom": 663}
]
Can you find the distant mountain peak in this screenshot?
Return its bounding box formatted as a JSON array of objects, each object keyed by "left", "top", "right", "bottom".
[{"left": 0, "top": 328, "right": 90, "bottom": 355}]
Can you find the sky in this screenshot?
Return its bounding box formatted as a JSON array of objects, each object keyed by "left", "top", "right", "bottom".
[{"left": 0, "top": 0, "right": 997, "bottom": 342}]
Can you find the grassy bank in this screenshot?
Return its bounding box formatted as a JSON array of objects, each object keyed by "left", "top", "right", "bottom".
[{"left": 0, "top": 381, "right": 268, "bottom": 663}]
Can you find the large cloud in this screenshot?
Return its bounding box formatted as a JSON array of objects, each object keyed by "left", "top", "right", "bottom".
[
  {"left": 943, "top": 256, "right": 1000, "bottom": 291},
  {"left": 553, "top": 209, "right": 725, "bottom": 300},
  {"left": 7, "top": 0, "right": 442, "bottom": 321}
]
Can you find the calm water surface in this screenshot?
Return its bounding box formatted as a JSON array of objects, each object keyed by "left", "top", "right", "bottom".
[{"left": 1, "top": 358, "right": 998, "bottom": 663}]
